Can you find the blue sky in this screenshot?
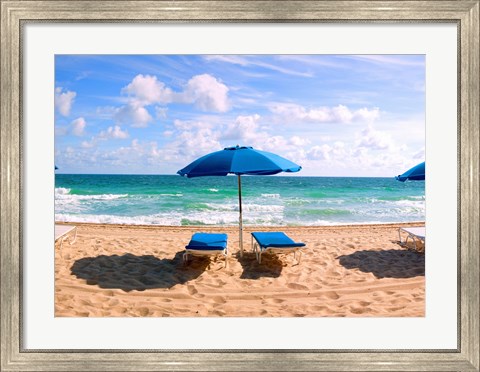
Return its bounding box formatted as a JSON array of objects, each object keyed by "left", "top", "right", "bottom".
[{"left": 54, "top": 54, "right": 425, "bottom": 176}]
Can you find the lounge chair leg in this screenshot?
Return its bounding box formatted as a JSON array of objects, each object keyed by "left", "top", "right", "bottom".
[{"left": 70, "top": 227, "right": 78, "bottom": 245}]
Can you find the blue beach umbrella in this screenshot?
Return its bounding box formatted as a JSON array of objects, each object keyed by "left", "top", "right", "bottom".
[
  {"left": 177, "top": 145, "right": 302, "bottom": 255},
  {"left": 396, "top": 161, "right": 425, "bottom": 182}
]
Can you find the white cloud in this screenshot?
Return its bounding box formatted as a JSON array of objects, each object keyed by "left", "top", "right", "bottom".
[
  {"left": 290, "top": 122, "right": 423, "bottom": 176},
  {"left": 305, "top": 142, "right": 346, "bottom": 162},
  {"left": 115, "top": 74, "right": 230, "bottom": 128},
  {"left": 307, "top": 144, "right": 333, "bottom": 160},
  {"left": 221, "top": 114, "right": 260, "bottom": 142},
  {"left": 176, "top": 128, "right": 221, "bottom": 157},
  {"left": 121, "top": 74, "right": 172, "bottom": 105},
  {"left": 262, "top": 136, "right": 290, "bottom": 150},
  {"left": 70, "top": 117, "right": 86, "bottom": 136},
  {"left": 290, "top": 136, "right": 311, "bottom": 147},
  {"left": 151, "top": 119, "right": 223, "bottom": 163},
  {"left": 270, "top": 103, "right": 380, "bottom": 124},
  {"left": 120, "top": 73, "right": 230, "bottom": 113},
  {"left": 56, "top": 117, "right": 86, "bottom": 137},
  {"left": 173, "top": 119, "right": 213, "bottom": 131},
  {"left": 179, "top": 74, "right": 230, "bottom": 112},
  {"left": 80, "top": 139, "right": 95, "bottom": 149},
  {"left": 80, "top": 125, "right": 129, "bottom": 148},
  {"left": 356, "top": 125, "right": 393, "bottom": 150},
  {"left": 413, "top": 147, "right": 425, "bottom": 160},
  {"left": 99, "top": 125, "right": 129, "bottom": 139},
  {"left": 55, "top": 87, "right": 76, "bottom": 117},
  {"left": 114, "top": 102, "right": 153, "bottom": 128},
  {"left": 215, "top": 115, "right": 311, "bottom": 158},
  {"left": 254, "top": 134, "right": 311, "bottom": 160}
]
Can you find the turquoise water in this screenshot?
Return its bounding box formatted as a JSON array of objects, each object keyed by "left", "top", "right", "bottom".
[{"left": 55, "top": 174, "right": 425, "bottom": 226}]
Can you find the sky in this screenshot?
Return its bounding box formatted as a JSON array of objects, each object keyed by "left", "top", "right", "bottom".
[{"left": 54, "top": 54, "right": 425, "bottom": 177}]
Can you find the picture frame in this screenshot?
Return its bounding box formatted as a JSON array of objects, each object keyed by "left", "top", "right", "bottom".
[{"left": 1, "top": 1, "right": 478, "bottom": 370}]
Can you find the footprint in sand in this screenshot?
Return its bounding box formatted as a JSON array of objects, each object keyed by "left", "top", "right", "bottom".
[
  {"left": 138, "top": 307, "right": 150, "bottom": 316},
  {"left": 392, "top": 298, "right": 409, "bottom": 305},
  {"left": 349, "top": 306, "right": 366, "bottom": 315},
  {"left": 268, "top": 298, "right": 285, "bottom": 304},
  {"left": 324, "top": 291, "right": 340, "bottom": 300},
  {"left": 287, "top": 283, "right": 309, "bottom": 291},
  {"left": 187, "top": 285, "right": 205, "bottom": 298},
  {"left": 79, "top": 299, "right": 93, "bottom": 306},
  {"left": 75, "top": 311, "right": 90, "bottom": 317},
  {"left": 389, "top": 306, "right": 406, "bottom": 312},
  {"left": 211, "top": 296, "right": 227, "bottom": 304},
  {"left": 211, "top": 310, "right": 226, "bottom": 316},
  {"left": 187, "top": 285, "right": 198, "bottom": 295},
  {"left": 354, "top": 278, "right": 367, "bottom": 283},
  {"left": 311, "top": 305, "right": 330, "bottom": 311}
]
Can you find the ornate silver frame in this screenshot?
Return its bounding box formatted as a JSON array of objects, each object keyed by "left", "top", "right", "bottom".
[{"left": 1, "top": 1, "right": 478, "bottom": 370}]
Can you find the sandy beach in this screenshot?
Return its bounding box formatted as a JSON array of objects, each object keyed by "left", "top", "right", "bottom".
[{"left": 54, "top": 222, "right": 425, "bottom": 317}]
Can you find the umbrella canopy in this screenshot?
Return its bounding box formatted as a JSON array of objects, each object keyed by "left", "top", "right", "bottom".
[
  {"left": 396, "top": 161, "right": 425, "bottom": 182},
  {"left": 177, "top": 146, "right": 301, "bottom": 255},
  {"left": 177, "top": 145, "right": 301, "bottom": 177}
]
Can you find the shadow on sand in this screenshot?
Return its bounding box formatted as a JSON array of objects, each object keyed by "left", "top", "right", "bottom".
[
  {"left": 71, "top": 251, "right": 212, "bottom": 292},
  {"left": 236, "top": 251, "right": 284, "bottom": 279},
  {"left": 337, "top": 249, "right": 425, "bottom": 279}
]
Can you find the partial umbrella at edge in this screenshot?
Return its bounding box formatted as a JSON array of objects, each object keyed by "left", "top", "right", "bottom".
[
  {"left": 396, "top": 161, "right": 425, "bottom": 182},
  {"left": 177, "top": 145, "right": 302, "bottom": 256}
]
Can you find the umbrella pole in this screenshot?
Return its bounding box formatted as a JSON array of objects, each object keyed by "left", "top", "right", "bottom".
[{"left": 237, "top": 175, "right": 243, "bottom": 257}]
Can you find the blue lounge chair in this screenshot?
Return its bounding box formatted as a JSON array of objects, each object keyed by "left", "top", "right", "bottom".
[
  {"left": 184, "top": 233, "right": 228, "bottom": 267},
  {"left": 251, "top": 232, "right": 305, "bottom": 264}
]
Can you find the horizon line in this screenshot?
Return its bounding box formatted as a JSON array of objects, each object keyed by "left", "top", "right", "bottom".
[{"left": 54, "top": 172, "right": 408, "bottom": 179}]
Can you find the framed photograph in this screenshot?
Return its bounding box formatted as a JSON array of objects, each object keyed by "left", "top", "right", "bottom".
[{"left": 1, "top": 1, "right": 478, "bottom": 371}]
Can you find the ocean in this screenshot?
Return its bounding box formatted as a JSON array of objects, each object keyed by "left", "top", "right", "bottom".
[{"left": 55, "top": 174, "right": 425, "bottom": 226}]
